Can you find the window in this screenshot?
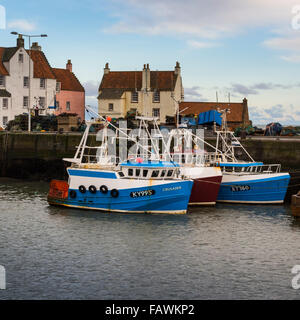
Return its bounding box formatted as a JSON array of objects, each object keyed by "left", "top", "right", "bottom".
[
  {"left": 160, "top": 170, "right": 166, "bottom": 178},
  {"left": 56, "top": 82, "right": 61, "bottom": 92},
  {"left": 3, "top": 117, "right": 8, "bottom": 126},
  {"left": 18, "top": 54, "right": 24, "bottom": 63},
  {"left": 39, "top": 97, "right": 46, "bottom": 108},
  {"left": 128, "top": 168, "right": 133, "bottom": 177},
  {"left": 153, "top": 90, "right": 160, "bottom": 102},
  {"left": 66, "top": 101, "right": 71, "bottom": 111},
  {"left": 118, "top": 171, "right": 125, "bottom": 177},
  {"left": 23, "top": 96, "right": 29, "bottom": 108},
  {"left": 40, "top": 78, "right": 46, "bottom": 89},
  {"left": 131, "top": 91, "right": 138, "bottom": 103},
  {"left": 151, "top": 170, "right": 160, "bottom": 178},
  {"left": 135, "top": 169, "right": 141, "bottom": 177},
  {"left": 2, "top": 98, "right": 8, "bottom": 109},
  {"left": 0, "top": 75, "right": 5, "bottom": 86},
  {"left": 153, "top": 108, "right": 160, "bottom": 118},
  {"left": 167, "top": 170, "right": 174, "bottom": 177},
  {"left": 143, "top": 170, "right": 148, "bottom": 178},
  {"left": 24, "top": 76, "right": 29, "bottom": 88},
  {"left": 108, "top": 103, "right": 114, "bottom": 112},
  {"left": 55, "top": 101, "right": 60, "bottom": 110}
]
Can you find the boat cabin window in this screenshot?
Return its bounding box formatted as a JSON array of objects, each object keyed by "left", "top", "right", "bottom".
[
  {"left": 136, "top": 169, "right": 141, "bottom": 177},
  {"left": 143, "top": 170, "right": 148, "bottom": 178},
  {"left": 160, "top": 170, "right": 166, "bottom": 177},
  {"left": 151, "top": 170, "right": 160, "bottom": 178},
  {"left": 119, "top": 171, "right": 125, "bottom": 177},
  {"left": 167, "top": 170, "right": 174, "bottom": 177},
  {"left": 128, "top": 169, "right": 134, "bottom": 176}
]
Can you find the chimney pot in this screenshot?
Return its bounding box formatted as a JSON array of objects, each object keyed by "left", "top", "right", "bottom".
[{"left": 31, "top": 42, "right": 42, "bottom": 51}]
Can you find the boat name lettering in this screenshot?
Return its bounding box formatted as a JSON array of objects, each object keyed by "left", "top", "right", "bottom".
[
  {"left": 130, "top": 189, "right": 156, "bottom": 198},
  {"left": 231, "top": 185, "right": 251, "bottom": 192},
  {"left": 163, "top": 186, "right": 182, "bottom": 192}
]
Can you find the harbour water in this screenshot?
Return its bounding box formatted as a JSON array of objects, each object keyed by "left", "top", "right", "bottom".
[{"left": 1, "top": 178, "right": 300, "bottom": 300}]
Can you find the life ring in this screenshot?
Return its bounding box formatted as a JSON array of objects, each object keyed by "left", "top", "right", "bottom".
[
  {"left": 69, "top": 190, "right": 77, "bottom": 198},
  {"left": 89, "top": 185, "right": 97, "bottom": 194},
  {"left": 111, "top": 189, "right": 119, "bottom": 198},
  {"left": 100, "top": 185, "right": 108, "bottom": 194},
  {"left": 79, "top": 185, "right": 86, "bottom": 193}
]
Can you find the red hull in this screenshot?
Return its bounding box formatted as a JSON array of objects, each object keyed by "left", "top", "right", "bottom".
[{"left": 189, "top": 176, "right": 222, "bottom": 205}]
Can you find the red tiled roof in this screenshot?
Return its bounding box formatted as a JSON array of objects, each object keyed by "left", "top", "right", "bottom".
[
  {"left": 26, "top": 50, "right": 56, "bottom": 79},
  {"left": 179, "top": 101, "right": 249, "bottom": 123},
  {"left": 99, "top": 71, "right": 177, "bottom": 91},
  {"left": 52, "top": 68, "right": 85, "bottom": 92},
  {"left": 0, "top": 48, "right": 9, "bottom": 75}
]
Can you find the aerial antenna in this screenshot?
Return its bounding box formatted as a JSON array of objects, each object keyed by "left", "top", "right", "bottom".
[{"left": 216, "top": 91, "right": 219, "bottom": 103}]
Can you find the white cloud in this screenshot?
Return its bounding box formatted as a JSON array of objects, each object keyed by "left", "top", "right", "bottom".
[
  {"left": 8, "top": 19, "right": 36, "bottom": 32},
  {"left": 187, "top": 40, "right": 219, "bottom": 48},
  {"left": 104, "top": 0, "right": 296, "bottom": 39}
]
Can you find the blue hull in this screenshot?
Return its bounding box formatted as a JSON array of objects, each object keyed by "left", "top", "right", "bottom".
[
  {"left": 217, "top": 174, "right": 290, "bottom": 204},
  {"left": 48, "top": 180, "right": 194, "bottom": 214}
]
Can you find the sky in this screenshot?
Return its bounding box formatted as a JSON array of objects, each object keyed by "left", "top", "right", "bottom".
[{"left": 0, "top": 0, "right": 300, "bottom": 125}]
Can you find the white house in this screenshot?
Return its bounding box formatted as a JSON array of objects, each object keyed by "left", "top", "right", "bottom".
[{"left": 0, "top": 35, "right": 57, "bottom": 128}]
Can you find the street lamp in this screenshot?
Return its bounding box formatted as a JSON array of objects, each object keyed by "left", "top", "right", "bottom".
[{"left": 11, "top": 32, "right": 48, "bottom": 132}]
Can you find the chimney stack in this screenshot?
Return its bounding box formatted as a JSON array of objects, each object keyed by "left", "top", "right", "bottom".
[
  {"left": 31, "top": 42, "right": 41, "bottom": 51},
  {"left": 104, "top": 62, "right": 110, "bottom": 74},
  {"left": 17, "top": 34, "right": 24, "bottom": 48},
  {"left": 174, "top": 61, "right": 181, "bottom": 75},
  {"left": 142, "top": 64, "right": 151, "bottom": 91},
  {"left": 66, "top": 59, "right": 72, "bottom": 72}
]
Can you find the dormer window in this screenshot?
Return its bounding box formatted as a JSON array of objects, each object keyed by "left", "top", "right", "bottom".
[
  {"left": 56, "top": 82, "right": 61, "bottom": 92},
  {"left": 131, "top": 91, "right": 138, "bottom": 103},
  {"left": 153, "top": 90, "right": 160, "bottom": 103}
]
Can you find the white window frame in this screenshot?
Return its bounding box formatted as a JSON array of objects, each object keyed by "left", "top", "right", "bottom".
[
  {"left": 56, "top": 82, "right": 61, "bottom": 92},
  {"left": 108, "top": 103, "right": 114, "bottom": 112},
  {"left": 66, "top": 101, "right": 71, "bottom": 111},
  {"left": 23, "top": 96, "right": 29, "bottom": 108},
  {"left": 40, "top": 78, "right": 46, "bottom": 89},
  {"left": 153, "top": 90, "right": 160, "bottom": 103},
  {"left": 2, "top": 98, "right": 8, "bottom": 109},
  {"left": 2, "top": 116, "right": 8, "bottom": 127},
  {"left": 152, "top": 108, "right": 160, "bottom": 118},
  {"left": 131, "top": 91, "right": 138, "bottom": 103},
  {"left": 24, "top": 76, "right": 29, "bottom": 88},
  {"left": 39, "top": 97, "right": 46, "bottom": 108},
  {"left": 18, "top": 54, "right": 24, "bottom": 63}
]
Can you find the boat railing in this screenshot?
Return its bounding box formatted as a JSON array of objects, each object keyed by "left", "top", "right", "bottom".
[{"left": 222, "top": 163, "right": 282, "bottom": 174}]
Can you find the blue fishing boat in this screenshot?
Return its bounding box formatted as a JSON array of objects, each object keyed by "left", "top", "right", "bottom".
[
  {"left": 209, "top": 109, "right": 290, "bottom": 204},
  {"left": 48, "top": 117, "right": 193, "bottom": 214}
]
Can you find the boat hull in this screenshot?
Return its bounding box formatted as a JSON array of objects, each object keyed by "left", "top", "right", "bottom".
[
  {"left": 47, "top": 169, "right": 194, "bottom": 214},
  {"left": 217, "top": 173, "right": 290, "bottom": 204},
  {"left": 181, "top": 167, "right": 222, "bottom": 205}
]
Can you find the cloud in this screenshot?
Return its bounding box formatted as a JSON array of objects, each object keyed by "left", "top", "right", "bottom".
[
  {"left": 249, "top": 104, "right": 300, "bottom": 125},
  {"left": 8, "top": 19, "right": 36, "bottom": 32},
  {"left": 229, "top": 82, "right": 300, "bottom": 96},
  {"left": 83, "top": 80, "right": 99, "bottom": 97},
  {"left": 103, "top": 0, "right": 296, "bottom": 40},
  {"left": 184, "top": 86, "right": 208, "bottom": 101},
  {"left": 187, "top": 40, "right": 220, "bottom": 48}
]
